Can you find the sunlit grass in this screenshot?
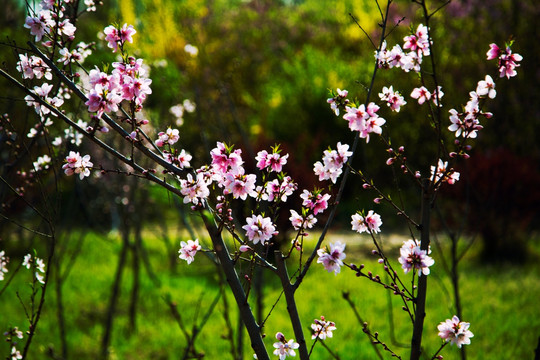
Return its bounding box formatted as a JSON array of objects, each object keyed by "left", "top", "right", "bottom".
[{"left": 1, "top": 229, "right": 539, "bottom": 359}]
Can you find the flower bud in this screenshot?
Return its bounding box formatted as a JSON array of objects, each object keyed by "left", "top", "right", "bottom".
[{"left": 239, "top": 245, "right": 251, "bottom": 252}]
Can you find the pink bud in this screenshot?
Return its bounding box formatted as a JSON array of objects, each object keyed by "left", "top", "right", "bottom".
[
  {"left": 415, "top": 171, "right": 421, "bottom": 178},
  {"left": 398, "top": 146, "right": 405, "bottom": 152},
  {"left": 363, "top": 183, "right": 371, "bottom": 189},
  {"left": 276, "top": 332, "right": 285, "bottom": 342},
  {"left": 373, "top": 197, "right": 381, "bottom": 204},
  {"left": 239, "top": 245, "right": 251, "bottom": 252},
  {"left": 449, "top": 152, "right": 457, "bottom": 158},
  {"left": 386, "top": 158, "right": 394, "bottom": 165}
]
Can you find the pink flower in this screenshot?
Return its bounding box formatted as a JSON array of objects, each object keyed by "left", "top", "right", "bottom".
[
  {"left": 311, "top": 316, "right": 336, "bottom": 340},
  {"left": 343, "top": 105, "right": 368, "bottom": 132},
  {"left": 476, "top": 75, "right": 496, "bottom": 99},
  {"left": 431, "top": 159, "right": 460, "bottom": 185},
  {"left": 255, "top": 148, "right": 289, "bottom": 172},
  {"left": 119, "top": 23, "right": 136, "bottom": 43},
  {"left": 351, "top": 210, "right": 382, "bottom": 234},
  {"left": 431, "top": 86, "right": 444, "bottom": 106},
  {"left": 266, "top": 177, "right": 297, "bottom": 202},
  {"left": 274, "top": 332, "right": 300, "bottom": 360},
  {"left": 437, "top": 316, "right": 474, "bottom": 348},
  {"left": 343, "top": 103, "right": 384, "bottom": 142},
  {"left": 398, "top": 239, "right": 434, "bottom": 276},
  {"left": 410, "top": 86, "right": 431, "bottom": 105},
  {"left": 403, "top": 24, "right": 430, "bottom": 57},
  {"left": 314, "top": 142, "right": 352, "bottom": 183},
  {"left": 62, "top": 152, "right": 93, "bottom": 180},
  {"left": 0, "top": 250, "right": 9, "bottom": 281},
  {"left": 58, "top": 19, "right": 77, "bottom": 38},
  {"left": 327, "top": 88, "right": 349, "bottom": 115},
  {"left": 317, "top": 241, "right": 346, "bottom": 275},
  {"left": 178, "top": 239, "right": 202, "bottom": 264},
  {"left": 22, "top": 253, "right": 46, "bottom": 284},
  {"left": 103, "top": 25, "right": 119, "bottom": 52},
  {"left": 24, "top": 10, "right": 53, "bottom": 42},
  {"left": 379, "top": 86, "right": 407, "bottom": 112},
  {"left": 177, "top": 149, "right": 192, "bottom": 168},
  {"left": 289, "top": 209, "right": 317, "bottom": 231},
  {"left": 300, "top": 190, "right": 331, "bottom": 215},
  {"left": 499, "top": 49, "right": 522, "bottom": 79},
  {"left": 487, "top": 43, "right": 522, "bottom": 78},
  {"left": 210, "top": 142, "right": 244, "bottom": 175},
  {"left": 156, "top": 128, "right": 180, "bottom": 147},
  {"left": 104, "top": 24, "right": 136, "bottom": 52},
  {"left": 486, "top": 43, "right": 500, "bottom": 60},
  {"left": 222, "top": 171, "right": 257, "bottom": 200},
  {"left": 273, "top": 333, "right": 299, "bottom": 360},
  {"left": 16, "top": 54, "right": 52, "bottom": 80},
  {"left": 179, "top": 173, "right": 210, "bottom": 206},
  {"left": 242, "top": 215, "right": 277, "bottom": 245}
]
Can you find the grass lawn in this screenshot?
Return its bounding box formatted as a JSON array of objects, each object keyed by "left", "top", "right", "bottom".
[{"left": 1, "top": 227, "right": 539, "bottom": 359}]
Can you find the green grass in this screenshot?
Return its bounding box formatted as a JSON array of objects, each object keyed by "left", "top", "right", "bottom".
[{"left": 1, "top": 229, "right": 539, "bottom": 359}]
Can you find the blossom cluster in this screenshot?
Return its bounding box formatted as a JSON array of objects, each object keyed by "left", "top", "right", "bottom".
[
  {"left": 273, "top": 332, "right": 299, "bottom": 360},
  {"left": 16, "top": 54, "right": 51, "bottom": 80},
  {"left": 242, "top": 215, "right": 277, "bottom": 245},
  {"left": 410, "top": 85, "right": 444, "bottom": 106},
  {"left": 378, "top": 86, "right": 407, "bottom": 112},
  {"left": 447, "top": 75, "right": 495, "bottom": 140},
  {"left": 256, "top": 147, "right": 289, "bottom": 173},
  {"left": 438, "top": 315, "right": 474, "bottom": 348},
  {"left": 0, "top": 251, "right": 8, "bottom": 281},
  {"left": 178, "top": 239, "right": 202, "bottom": 264},
  {"left": 351, "top": 210, "right": 382, "bottom": 234},
  {"left": 3, "top": 325, "right": 24, "bottom": 360},
  {"left": 317, "top": 241, "right": 346, "bottom": 275},
  {"left": 375, "top": 24, "right": 431, "bottom": 72},
  {"left": 343, "top": 102, "right": 386, "bottom": 142},
  {"left": 313, "top": 142, "right": 352, "bottom": 183},
  {"left": 103, "top": 24, "right": 136, "bottom": 53},
  {"left": 85, "top": 55, "right": 152, "bottom": 117},
  {"left": 486, "top": 43, "right": 522, "bottom": 79},
  {"left": 398, "top": 239, "right": 434, "bottom": 276},
  {"left": 326, "top": 88, "right": 349, "bottom": 116},
  {"left": 22, "top": 253, "right": 46, "bottom": 284},
  {"left": 24, "top": 6, "right": 75, "bottom": 43},
  {"left": 24, "top": 83, "right": 64, "bottom": 118},
  {"left": 311, "top": 316, "right": 336, "bottom": 340},
  {"left": 430, "top": 159, "right": 460, "bottom": 185},
  {"left": 62, "top": 151, "right": 93, "bottom": 180}
]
